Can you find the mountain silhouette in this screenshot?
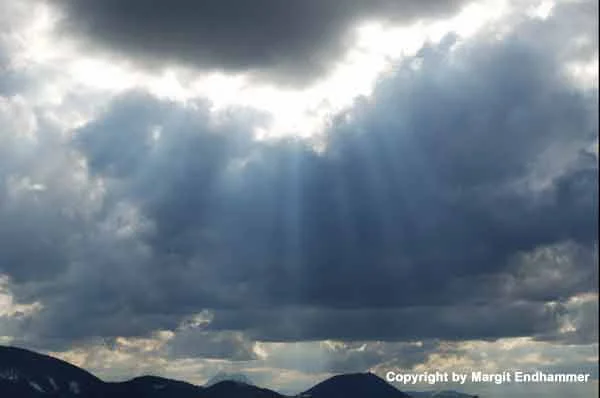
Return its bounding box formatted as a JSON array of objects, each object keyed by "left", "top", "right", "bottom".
[
  {"left": 205, "top": 380, "right": 284, "bottom": 397},
  {"left": 0, "top": 345, "right": 105, "bottom": 397},
  {"left": 104, "top": 375, "right": 207, "bottom": 398},
  {"left": 300, "top": 372, "right": 411, "bottom": 398},
  {"left": 1, "top": 345, "right": 476, "bottom": 397}
]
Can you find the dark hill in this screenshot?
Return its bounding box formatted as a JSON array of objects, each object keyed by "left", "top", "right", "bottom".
[
  {"left": 0, "top": 345, "right": 104, "bottom": 397},
  {"left": 301, "top": 372, "right": 411, "bottom": 398},
  {"left": 205, "top": 380, "right": 284, "bottom": 397},
  {"left": 105, "top": 375, "right": 206, "bottom": 397}
]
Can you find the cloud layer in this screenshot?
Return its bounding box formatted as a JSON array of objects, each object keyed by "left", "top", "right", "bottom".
[{"left": 52, "top": 0, "right": 465, "bottom": 84}]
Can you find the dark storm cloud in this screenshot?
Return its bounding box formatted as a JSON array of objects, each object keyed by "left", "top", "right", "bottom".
[
  {"left": 206, "top": 301, "right": 565, "bottom": 342},
  {"left": 1, "top": 1, "right": 598, "bottom": 354},
  {"left": 62, "top": 20, "right": 597, "bottom": 342},
  {"left": 51, "top": 0, "right": 465, "bottom": 84}
]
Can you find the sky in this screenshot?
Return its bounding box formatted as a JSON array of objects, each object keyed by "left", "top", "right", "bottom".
[{"left": 0, "top": 0, "right": 598, "bottom": 397}]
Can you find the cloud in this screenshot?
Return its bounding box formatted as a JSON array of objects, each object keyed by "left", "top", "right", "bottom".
[
  {"left": 0, "top": 0, "right": 42, "bottom": 95},
  {"left": 251, "top": 340, "right": 439, "bottom": 375},
  {"left": 537, "top": 293, "right": 600, "bottom": 345},
  {"left": 0, "top": 0, "right": 597, "bottom": 362},
  {"left": 504, "top": 242, "right": 598, "bottom": 303},
  {"left": 204, "top": 302, "right": 566, "bottom": 342},
  {"left": 50, "top": 0, "right": 466, "bottom": 85},
  {"left": 0, "top": 95, "right": 97, "bottom": 284},
  {"left": 166, "top": 329, "right": 257, "bottom": 361},
  {"left": 2, "top": 93, "right": 268, "bottom": 349}
]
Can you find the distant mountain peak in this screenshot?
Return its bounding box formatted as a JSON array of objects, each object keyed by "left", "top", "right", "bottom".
[{"left": 205, "top": 371, "right": 254, "bottom": 387}]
